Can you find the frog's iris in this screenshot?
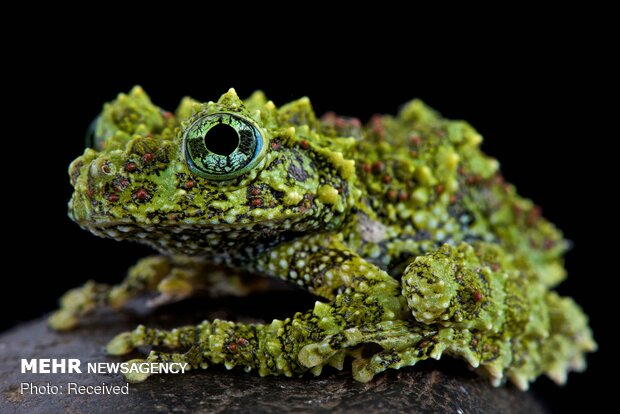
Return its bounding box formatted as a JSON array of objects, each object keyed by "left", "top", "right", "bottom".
[{"left": 183, "top": 113, "right": 267, "bottom": 181}]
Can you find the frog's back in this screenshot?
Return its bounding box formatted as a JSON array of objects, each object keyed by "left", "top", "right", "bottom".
[{"left": 336, "top": 100, "right": 566, "bottom": 286}]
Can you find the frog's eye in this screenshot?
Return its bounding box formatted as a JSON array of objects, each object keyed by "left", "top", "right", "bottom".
[{"left": 183, "top": 113, "right": 268, "bottom": 181}]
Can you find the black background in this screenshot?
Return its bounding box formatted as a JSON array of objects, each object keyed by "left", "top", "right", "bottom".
[{"left": 4, "top": 24, "right": 613, "bottom": 413}]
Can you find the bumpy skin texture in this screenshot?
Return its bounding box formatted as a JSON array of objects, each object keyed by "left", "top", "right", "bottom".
[{"left": 50, "top": 87, "right": 595, "bottom": 389}]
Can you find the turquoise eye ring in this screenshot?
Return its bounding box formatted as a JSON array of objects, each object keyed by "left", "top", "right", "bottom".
[{"left": 183, "top": 112, "right": 268, "bottom": 181}]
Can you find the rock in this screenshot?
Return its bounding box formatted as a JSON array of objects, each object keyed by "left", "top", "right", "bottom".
[{"left": 0, "top": 296, "right": 547, "bottom": 413}]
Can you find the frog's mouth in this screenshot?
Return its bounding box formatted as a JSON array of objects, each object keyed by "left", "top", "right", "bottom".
[{"left": 69, "top": 189, "right": 312, "bottom": 257}]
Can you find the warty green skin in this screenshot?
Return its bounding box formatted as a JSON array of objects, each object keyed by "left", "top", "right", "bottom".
[{"left": 49, "top": 86, "right": 595, "bottom": 389}]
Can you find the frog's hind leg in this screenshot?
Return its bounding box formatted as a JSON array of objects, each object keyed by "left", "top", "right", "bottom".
[{"left": 48, "top": 256, "right": 260, "bottom": 331}]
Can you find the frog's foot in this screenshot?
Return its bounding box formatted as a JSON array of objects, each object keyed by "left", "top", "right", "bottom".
[
  {"left": 122, "top": 347, "right": 201, "bottom": 383},
  {"left": 298, "top": 320, "right": 429, "bottom": 381},
  {"left": 49, "top": 256, "right": 265, "bottom": 331},
  {"left": 48, "top": 280, "right": 112, "bottom": 330},
  {"left": 49, "top": 256, "right": 176, "bottom": 330}
]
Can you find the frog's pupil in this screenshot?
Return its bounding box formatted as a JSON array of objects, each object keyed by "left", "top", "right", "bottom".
[{"left": 204, "top": 123, "right": 239, "bottom": 156}]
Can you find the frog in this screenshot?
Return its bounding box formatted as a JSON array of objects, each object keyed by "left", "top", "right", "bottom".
[{"left": 49, "top": 86, "right": 595, "bottom": 389}]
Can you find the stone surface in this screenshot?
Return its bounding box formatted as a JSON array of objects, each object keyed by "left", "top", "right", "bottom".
[{"left": 0, "top": 294, "right": 547, "bottom": 413}]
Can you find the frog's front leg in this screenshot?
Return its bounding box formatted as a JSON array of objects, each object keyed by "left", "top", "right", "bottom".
[
  {"left": 48, "top": 256, "right": 258, "bottom": 330},
  {"left": 252, "top": 232, "right": 408, "bottom": 317}
]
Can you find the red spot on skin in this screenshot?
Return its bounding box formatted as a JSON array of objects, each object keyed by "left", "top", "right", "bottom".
[
  {"left": 236, "top": 337, "right": 249, "bottom": 347},
  {"left": 321, "top": 112, "right": 337, "bottom": 123},
  {"left": 362, "top": 163, "right": 371, "bottom": 173},
  {"left": 142, "top": 153, "right": 154, "bottom": 163},
  {"left": 544, "top": 239, "right": 555, "bottom": 250},
  {"left": 382, "top": 174, "right": 391, "bottom": 184},
  {"left": 107, "top": 194, "right": 119, "bottom": 202},
  {"left": 472, "top": 291, "right": 483, "bottom": 303},
  {"left": 387, "top": 190, "right": 397, "bottom": 201},
  {"left": 435, "top": 183, "right": 445, "bottom": 194},
  {"left": 370, "top": 114, "right": 384, "bottom": 136},
  {"left": 371, "top": 161, "right": 385, "bottom": 174},
  {"left": 146, "top": 133, "right": 153, "bottom": 138},
  {"left": 300, "top": 140, "right": 310, "bottom": 149},
  {"left": 349, "top": 118, "right": 362, "bottom": 128},
  {"left": 251, "top": 187, "right": 261, "bottom": 196},
  {"left": 227, "top": 342, "right": 237, "bottom": 352},
  {"left": 466, "top": 175, "right": 483, "bottom": 185},
  {"left": 409, "top": 135, "right": 422, "bottom": 146},
  {"left": 271, "top": 142, "right": 280, "bottom": 150},
  {"left": 398, "top": 191, "right": 409, "bottom": 202},
  {"left": 321, "top": 112, "right": 362, "bottom": 129},
  {"left": 125, "top": 162, "right": 137, "bottom": 172},
  {"left": 185, "top": 180, "right": 195, "bottom": 189},
  {"left": 115, "top": 178, "right": 130, "bottom": 191},
  {"left": 526, "top": 206, "right": 542, "bottom": 226},
  {"left": 251, "top": 198, "right": 262, "bottom": 207},
  {"left": 135, "top": 188, "right": 150, "bottom": 201},
  {"left": 163, "top": 111, "right": 174, "bottom": 119},
  {"left": 450, "top": 195, "right": 458, "bottom": 204}
]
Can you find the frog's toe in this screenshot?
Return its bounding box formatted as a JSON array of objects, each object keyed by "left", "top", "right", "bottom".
[
  {"left": 107, "top": 332, "right": 135, "bottom": 355},
  {"left": 298, "top": 342, "right": 337, "bottom": 368},
  {"left": 123, "top": 359, "right": 151, "bottom": 383},
  {"left": 48, "top": 309, "right": 78, "bottom": 331}
]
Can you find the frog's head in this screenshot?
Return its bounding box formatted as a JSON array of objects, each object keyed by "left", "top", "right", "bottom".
[{"left": 68, "top": 87, "right": 359, "bottom": 258}]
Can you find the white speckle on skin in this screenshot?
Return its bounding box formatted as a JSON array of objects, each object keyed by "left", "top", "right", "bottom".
[{"left": 356, "top": 213, "right": 388, "bottom": 243}]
